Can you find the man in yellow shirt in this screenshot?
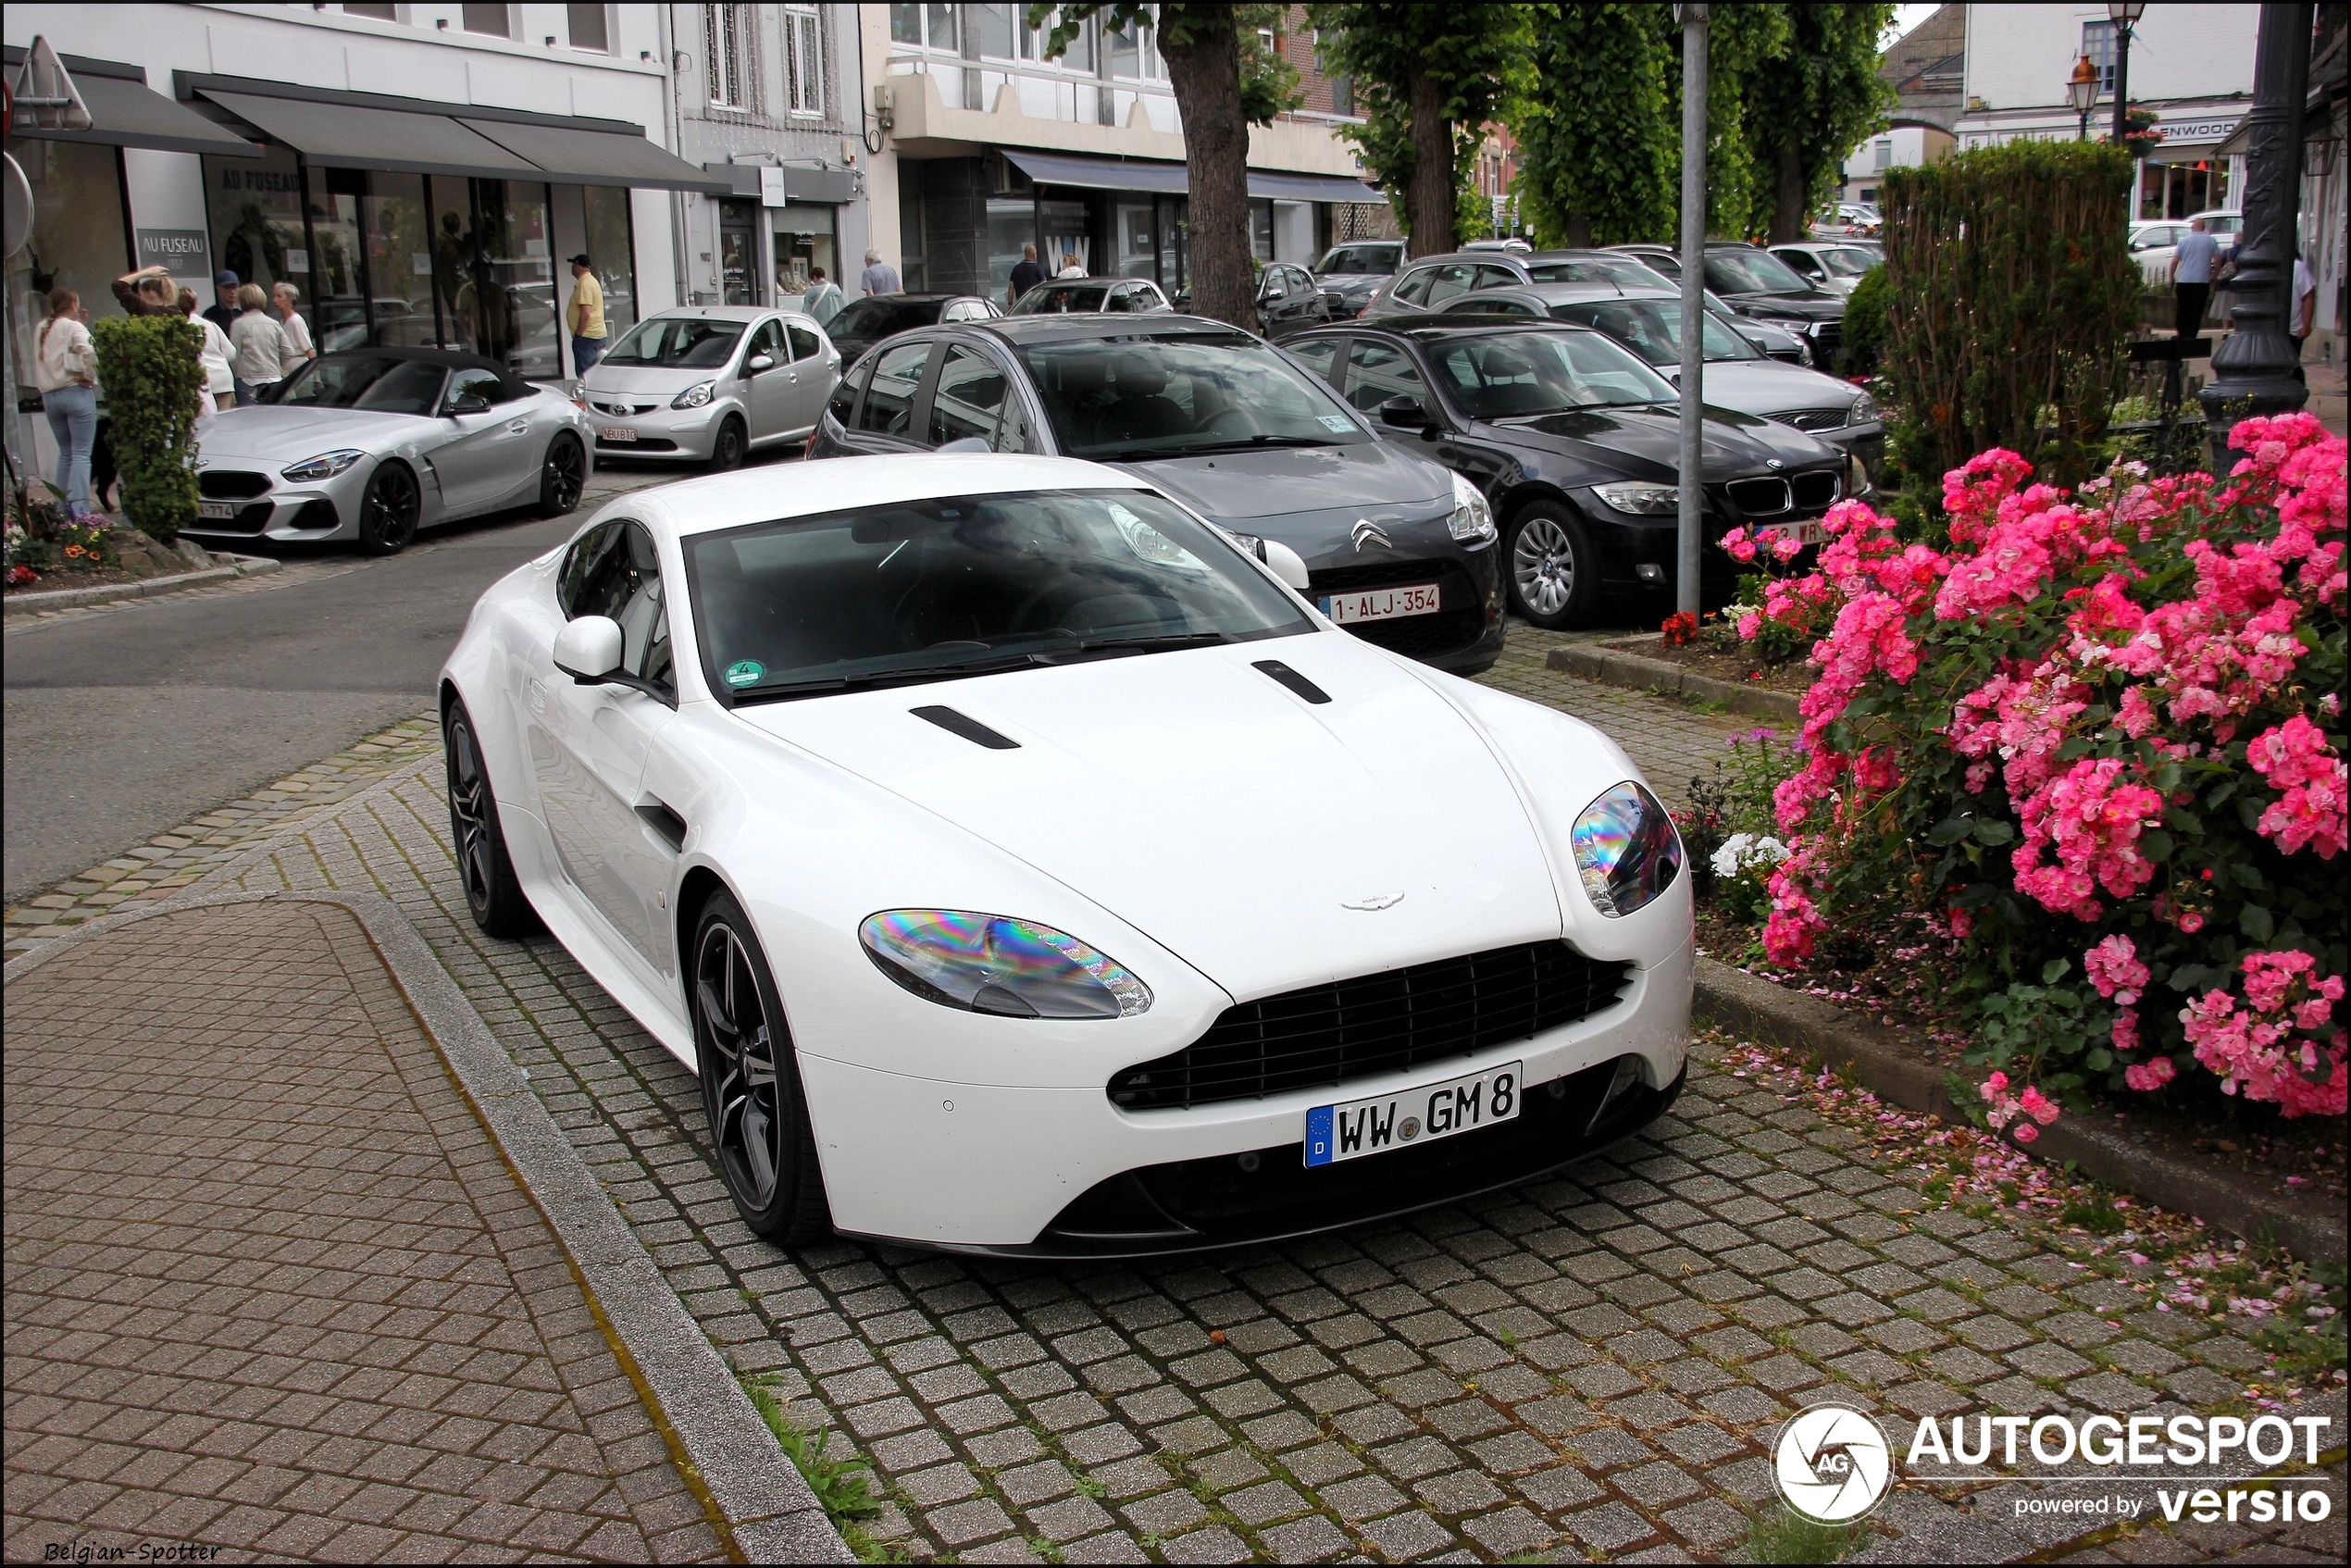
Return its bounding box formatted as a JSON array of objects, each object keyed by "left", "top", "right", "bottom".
[{"left": 566, "top": 255, "right": 607, "bottom": 374}]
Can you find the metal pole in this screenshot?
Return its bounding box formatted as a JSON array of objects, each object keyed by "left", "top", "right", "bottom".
[
  {"left": 2197, "top": 1, "right": 2312, "bottom": 454},
  {"left": 2111, "top": 16, "right": 2131, "bottom": 146},
  {"left": 1676, "top": 3, "right": 1708, "bottom": 620}
]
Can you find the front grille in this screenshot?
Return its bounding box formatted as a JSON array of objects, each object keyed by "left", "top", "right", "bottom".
[
  {"left": 1789, "top": 470, "right": 1841, "bottom": 511},
  {"left": 1308, "top": 558, "right": 1489, "bottom": 660},
  {"left": 598, "top": 436, "right": 678, "bottom": 452},
  {"left": 197, "top": 469, "right": 271, "bottom": 499},
  {"left": 1726, "top": 477, "right": 1793, "bottom": 516},
  {"left": 593, "top": 399, "right": 659, "bottom": 417},
  {"left": 1808, "top": 321, "right": 1843, "bottom": 359},
  {"left": 1108, "top": 940, "right": 1636, "bottom": 1112},
  {"left": 1771, "top": 406, "right": 1848, "bottom": 432}
]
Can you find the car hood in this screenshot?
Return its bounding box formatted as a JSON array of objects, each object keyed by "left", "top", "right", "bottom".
[
  {"left": 1317, "top": 274, "right": 1389, "bottom": 298},
  {"left": 195, "top": 404, "right": 431, "bottom": 463},
  {"left": 1659, "top": 360, "right": 1860, "bottom": 417},
  {"left": 731, "top": 639, "right": 1568, "bottom": 1001},
  {"left": 1723, "top": 290, "right": 1844, "bottom": 321},
  {"left": 583, "top": 364, "right": 728, "bottom": 396},
  {"left": 1113, "top": 440, "right": 1451, "bottom": 529},
  {"left": 1478, "top": 404, "right": 1840, "bottom": 481}
]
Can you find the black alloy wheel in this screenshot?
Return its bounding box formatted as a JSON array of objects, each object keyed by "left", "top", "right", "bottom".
[
  {"left": 1506, "top": 500, "right": 1600, "bottom": 629},
  {"left": 692, "top": 889, "right": 831, "bottom": 1244},
  {"left": 538, "top": 433, "right": 586, "bottom": 516},
  {"left": 358, "top": 461, "right": 420, "bottom": 554},
  {"left": 709, "top": 416, "right": 748, "bottom": 472},
  {"left": 443, "top": 702, "right": 538, "bottom": 938}
]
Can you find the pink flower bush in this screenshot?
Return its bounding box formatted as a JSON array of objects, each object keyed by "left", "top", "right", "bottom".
[{"left": 1731, "top": 414, "right": 2346, "bottom": 1123}]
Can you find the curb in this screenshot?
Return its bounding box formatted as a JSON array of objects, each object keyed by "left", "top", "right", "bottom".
[
  {"left": 1546, "top": 639, "right": 1803, "bottom": 722},
  {"left": 3, "top": 889, "right": 854, "bottom": 1565},
  {"left": 5, "top": 553, "right": 280, "bottom": 619},
  {"left": 1694, "top": 956, "right": 2349, "bottom": 1264}
]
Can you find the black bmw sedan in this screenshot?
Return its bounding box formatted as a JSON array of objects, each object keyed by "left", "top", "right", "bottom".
[
  {"left": 1280, "top": 319, "right": 1850, "bottom": 628},
  {"left": 808, "top": 315, "right": 1507, "bottom": 674}
]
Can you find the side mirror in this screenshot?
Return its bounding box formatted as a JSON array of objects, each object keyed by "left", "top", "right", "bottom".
[
  {"left": 745, "top": 353, "right": 775, "bottom": 374},
  {"left": 446, "top": 393, "right": 492, "bottom": 417},
  {"left": 1377, "top": 395, "right": 1432, "bottom": 430},
  {"left": 1260, "top": 539, "right": 1312, "bottom": 593},
  {"left": 553, "top": 616, "right": 625, "bottom": 683}
]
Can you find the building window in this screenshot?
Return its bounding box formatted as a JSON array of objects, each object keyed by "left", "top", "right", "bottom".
[
  {"left": 784, "top": 6, "right": 824, "bottom": 117},
  {"left": 566, "top": 4, "right": 609, "bottom": 53},
  {"left": 889, "top": 4, "right": 958, "bottom": 52},
  {"left": 461, "top": 4, "right": 511, "bottom": 38},
  {"left": 1108, "top": 13, "right": 1163, "bottom": 81},
  {"left": 707, "top": 5, "right": 753, "bottom": 112},
  {"left": 1329, "top": 74, "right": 1354, "bottom": 118},
  {"left": 342, "top": 3, "right": 401, "bottom": 19},
  {"left": 2083, "top": 20, "right": 2116, "bottom": 93}
]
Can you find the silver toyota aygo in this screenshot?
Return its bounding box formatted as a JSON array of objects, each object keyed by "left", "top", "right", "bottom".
[{"left": 578, "top": 305, "right": 840, "bottom": 468}]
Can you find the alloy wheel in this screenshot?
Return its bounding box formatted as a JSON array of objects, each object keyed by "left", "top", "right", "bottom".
[
  {"left": 446, "top": 718, "right": 495, "bottom": 918},
  {"left": 1512, "top": 514, "right": 1576, "bottom": 616},
  {"left": 696, "top": 921, "right": 784, "bottom": 1210},
  {"left": 545, "top": 437, "right": 585, "bottom": 512},
  {"left": 366, "top": 465, "right": 418, "bottom": 551}
]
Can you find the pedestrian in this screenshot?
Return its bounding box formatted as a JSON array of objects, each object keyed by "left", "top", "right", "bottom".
[
  {"left": 111, "top": 262, "right": 180, "bottom": 317},
  {"left": 566, "top": 254, "right": 608, "bottom": 375},
  {"left": 180, "top": 285, "right": 236, "bottom": 432},
  {"left": 204, "top": 270, "right": 243, "bottom": 334},
  {"left": 802, "top": 265, "right": 843, "bottom": 326},
  {"left": 2291, "top": 248, "right": 2317, "bottom": 378},
  {"left": 1007, "top": 243, "right": 1045, "bottom": 306},
  {"left": 229, "top": 283, "right": 289, "bottom": 406},
  {"left": 860, "top": 247, "right": 902, "bottom": 297},
  {"left": 270, "top": 282, "right": 316, "bottom": 377},
  {"left": 2170, "top": 216, "right": 2218, "bottom": 343},
  {"left": 32, "top": 287, "right": 99, "bottom": 518},
  {"left": 1055, "top": 252, "right": 1085, "bottom": 280}
]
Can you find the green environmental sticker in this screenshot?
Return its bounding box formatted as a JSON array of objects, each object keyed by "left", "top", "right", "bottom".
[{"left": 724, "top": 660, "right": 765, "bottom": 688}]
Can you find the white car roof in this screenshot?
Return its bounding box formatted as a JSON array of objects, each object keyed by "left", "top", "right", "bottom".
[
  {"left": 628, "top": 454, "right": 1154, "bottom": 539},
  {"left": 638, "top": 305, "right": 778, "bottom": 323}
]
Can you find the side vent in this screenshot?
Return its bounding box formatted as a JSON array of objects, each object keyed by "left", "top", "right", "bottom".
[
  {"left": 912, "top": 705, "right": 1020, "bottom": 749},
  {"left": 1251, "top": 660, "right": 1331, "bottom": 705}
]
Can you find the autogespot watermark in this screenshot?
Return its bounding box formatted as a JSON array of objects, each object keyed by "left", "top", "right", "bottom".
[{"left": 1773, "top": 1403, "right": 2340, "bottom": 1527}]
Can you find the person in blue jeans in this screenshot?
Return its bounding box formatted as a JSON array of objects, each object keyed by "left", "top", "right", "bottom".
[{"left": 32, "top": 286, "right": 100, "bottom": 516}]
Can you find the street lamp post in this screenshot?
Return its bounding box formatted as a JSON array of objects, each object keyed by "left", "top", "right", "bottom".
[
  {"left": 2109, "top": 1, "right": 2145, "bottom": 146},
  {"left": 1673, "top": 3, "right": 1708, "bottom": 620},
  {"left": 2069, "top": 55, "right": 2098, "bottom": 142},
  {"left": 2197, "top": 1, "right": 2312, "bottom": 454}
]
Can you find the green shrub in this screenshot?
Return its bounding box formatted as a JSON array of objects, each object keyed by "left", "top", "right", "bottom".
[
  {"left": 89, "top": 315, "right": 203, "bottom": 543},
  {"left": 1837, "top": 262, "right": 1890, "bottom": 379}
]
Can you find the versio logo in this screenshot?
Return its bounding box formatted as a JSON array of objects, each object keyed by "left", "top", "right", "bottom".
[{"left": 1774, "top": 1401, "right": 1895, "bottom": 1523}]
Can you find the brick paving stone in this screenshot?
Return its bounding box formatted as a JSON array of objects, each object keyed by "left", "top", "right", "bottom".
[{"left": 1, "top": 902, "right": 716, "bottom": 1563}]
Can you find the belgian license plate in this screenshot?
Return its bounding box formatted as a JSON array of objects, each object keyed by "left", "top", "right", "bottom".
[
  {"left": 1320, "top": 582, "right": 1440, "bottom": 624},
  {"left": 1305, "top": 1061, "right": 1522, "bottom": 1167},
  {"left": 1759, "top": 518, "right": 1827, "bottom": 547},
  {"left": 198, "top": 500, "right": 238, "bottom": 519},
  {"left": 599, "top": 425, "right": 638, "bottom": 442}
]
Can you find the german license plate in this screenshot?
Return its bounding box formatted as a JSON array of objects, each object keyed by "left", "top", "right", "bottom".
[
  {"left": 1320, "top": 582, "right": 1440, "bottom": 624},
  {"left": 198, "top": 501, "right": 238, "bottom": 519},
  {"left": 1305, "top": 1061, "right": 1522, "bottom": 1167},
  {"left": 599, "top": 425, "right": 638, "bottom": 442},
  {"left": 1759, "top": 518, "right": 1827, "bottom": 547}
]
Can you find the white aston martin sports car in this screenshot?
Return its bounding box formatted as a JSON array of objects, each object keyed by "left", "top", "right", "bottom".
[{"left": 440, "top": 454, "right": 1693, "bottom": 1255}]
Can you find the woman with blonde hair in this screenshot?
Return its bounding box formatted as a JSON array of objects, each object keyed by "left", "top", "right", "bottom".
[
  {"left": 32, "top": 285, "right": 99, "bottom": 516},
  {"left": 179, "top": 285, "right": 236, "bottom": 432},
  {"left": 228, "top": 281, "right": 287, "bottom": 405}
]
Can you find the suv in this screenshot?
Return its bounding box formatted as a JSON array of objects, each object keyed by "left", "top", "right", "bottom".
[
  {"left": 1608, "top": 243, "right": 1847, "bottom": 370},
  {"left": 1313, "top": 239, "right": 1408, "bottom": 321}
]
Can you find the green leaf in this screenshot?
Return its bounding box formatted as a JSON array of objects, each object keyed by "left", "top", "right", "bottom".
[
  {"left": 1927, "top": 816, "right": 1973, "bottom": 847},
  {"left": 2139, "top": 828, "right": 2173, "bottom": 863},
  {"left": 2087, "top": 1048, "right": 2112, "bottom": 1071},
  {"left": 2164, "top": 806, "right": 2205, "bottom": 837},
  {"left": 1972, "top": 819, "right": 2015, "bottom": 846},
  {"left": 2057, "top": 735, "right": 2095, "bottom": 762},
  {"left": 2241, "top": 904, "right": 2275, "bottom": 941},
  {"left": 2042, "top": 958, "right": 2071, "bottom": 983}
]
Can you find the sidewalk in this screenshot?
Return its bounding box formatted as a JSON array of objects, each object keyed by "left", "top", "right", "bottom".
[{"left": 3, "top": 898, "right": 725, "bottom": 1563}]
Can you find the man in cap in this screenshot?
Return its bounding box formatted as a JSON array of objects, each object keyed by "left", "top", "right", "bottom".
[
  {"left": 204, "top": 270, "right": 243, "bottom": 334},
  {"left": 566, "top": 254, "right": 608, "bottom": 375}
]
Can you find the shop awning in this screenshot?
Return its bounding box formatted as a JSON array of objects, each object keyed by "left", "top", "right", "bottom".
[
  {"left": 1002, "top": 147, "right": 1384, "bottom": 204},
  {"left": 461, "top": 118, "right": 730, "bottom": 194},
  {"left": 4, "top": 49, "right": 259, "bottom": 156},
  {"left": 201, "top": 91, "right": 543, "bottom": 181}
]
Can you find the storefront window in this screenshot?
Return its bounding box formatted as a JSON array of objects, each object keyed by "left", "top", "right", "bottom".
[
  {"left": 1251, "top": 200, "right": 1275, "bottom": 263},
  {"left": 8, "top": 141, "right": 131, "bottom": 383},
  {"left": 773, "top": 203, "right": 838, "bottom": 299},
  {"left": 1040, "top": 197, "right": 1090, "bottom": 277},
  {"left": 986, "top": 196, "right": 1033, "bottom": 302},
  {"left": 581, "top": 186, "right": 638, "bottom": 339},
  {"left": 364, "top": 173, "right": 438, "bottom": 348},
  {"left": 1114, "top": 198, "right": 1155, "bottom": 280},
  {"left": 432, "top": 178, "right": 559, "bottom": 379},
  {"left": 205, "top": 143, "right": 310, "bottom": 307},
  {"left": 1158, "top": 194, "right": 1187, "bottom": 292},
  {"left": 305, "top": 167, "right": 367, "bottom": 355}
]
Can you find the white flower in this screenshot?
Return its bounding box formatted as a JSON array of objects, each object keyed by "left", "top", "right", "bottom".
[{"left": 1711, "top": 833, "right": 1791, "bottom": 879}]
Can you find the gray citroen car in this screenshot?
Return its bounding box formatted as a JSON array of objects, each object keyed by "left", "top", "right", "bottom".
[{"left": 808, "top": 316, "right": 1506, "bottom": 675}]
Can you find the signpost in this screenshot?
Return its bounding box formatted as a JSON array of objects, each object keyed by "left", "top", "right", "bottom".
[{"left": 1674, "top": 4, "right": 1709, "bottom": 620}]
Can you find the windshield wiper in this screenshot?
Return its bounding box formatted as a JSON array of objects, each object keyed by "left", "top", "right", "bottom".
[
  {"left": 1108, "top": 435, "right": 1343, "bottom": 461},
  {"left": 731, "top": 652, "right": 1049, "bottom": 703},
  {"left": 1033, "top": 631, "right": 1232, "bottom": 660}
]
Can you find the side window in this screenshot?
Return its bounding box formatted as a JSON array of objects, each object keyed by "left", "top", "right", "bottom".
[
  {"left": 928, "top": 345, "right": 1008, "bottom": 446},
  {"left": 1645, "top": 253, "right": 1680, "bottom": 278},
  {"left": 1341, "top": 339, "right": 1429, "bottom": 414},
  {"left": 1286, "top": 337, "right": 1341, "bottom": 382},
  {"left": 1473, "top": 265, "right": 1520, "bottom": 291},
  {"left": 566, "top": 522, "right": 671, "bottom": 697},
  {"left": 558, "top": 522, "right": 618, "bottom": 616},
  {"left": 855, "top": 341, "right": 933, "bottom": 436},
  {"left": 943, "top": 299, "right": 987, "bottom": 322},
  {"left": 1421, "top": 264, "right": 1476, "bottom": 306},
  {"left": 787, "top": 320, "right": 822, "bottom": 361},
  {"left": 996, "top": 393, "right": 1032, "bottom": 454},
  {"left": 745, "top": 318, "right": 785, "bottom": 367},
  {"left": 1391, "top": 266, "right": 1436, "bottom": 305},
  {"left": 828, "top": 355, "right": 875, "bottom": 422},
  {"left": 1785, "top": 253, "right": 1822, "bottom": 279},
  {"left": 448, "top": 367, "right": 504, "bottom": 408}
]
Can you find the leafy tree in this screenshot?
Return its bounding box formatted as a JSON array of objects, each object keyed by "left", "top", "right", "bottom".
[
  {"left": 1307, "top": 5, "right": 1530, "bottom": 256},
  {"left": 1679, "top": 1, "right": 1790, "bottom": 242},
  {"left": 1342, "top": 98, "right": 1487, "bottom": 243},
  {"left": 1740, "top": 3, "right": 1897, "bottom": 242},
  {"left": 1031, "top": 5, "right": 1300, "bottom": 331},
  {"left": 1513, "top": 3, "right": 1676, "bottom": 247}
]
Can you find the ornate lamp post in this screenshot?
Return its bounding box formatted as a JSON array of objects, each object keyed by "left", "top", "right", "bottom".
[
  {"left": 2069, "top": 55, "right": 2099, "bottom": 141},
  {"left": 2109, "top": 1, "right": 2147, "bottom": 215},
  {"left": 2197, "top": 2, "right": 2312, "bottom": 452}
]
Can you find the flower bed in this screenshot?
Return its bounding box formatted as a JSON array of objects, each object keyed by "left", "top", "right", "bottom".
[{"left": 1699, "top": 415, "right": 2345, "bottom": 1146}]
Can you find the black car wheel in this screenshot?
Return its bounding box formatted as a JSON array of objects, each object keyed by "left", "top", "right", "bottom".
[
  {"left": 357, "top": 461, "right": 420, "bottom": 554},
  {"left": 443, "top": 701, "right": 538, "bottom": 938},
  {"left": 1506, "top": 502, "right": 1599, "bottom": 629},
  {"left": 709, "top": 415, "right": 748, "bottom": 472},
  {"left": 692, "top": 888, "right": 831, "bottom": 1244},
  {"left": 537, "top": 432, "right": 586, "bottom": 516}
]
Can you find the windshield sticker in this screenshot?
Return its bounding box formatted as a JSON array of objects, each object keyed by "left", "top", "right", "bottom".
[
  {"left": 1318, "top": 414, "right": 1357, "bottom": 433},
  {"left": 724, "top": 660, "right": 765, "bottom": 688}
]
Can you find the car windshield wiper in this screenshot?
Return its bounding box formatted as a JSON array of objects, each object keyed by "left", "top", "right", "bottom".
[
  {"left": 1032, "top": 631, "right": 1233, "bottom": 660},
  {"left": 1108, "top": 435, "right": 1344, "bottom": 461},
  {"left": 730, "top": 652, "right": 1049, "bottom": 703}
]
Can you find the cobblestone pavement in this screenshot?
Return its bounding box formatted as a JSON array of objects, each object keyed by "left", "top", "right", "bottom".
[{"left": 3, "top": 900, "right": 723, "bottom": 1563}]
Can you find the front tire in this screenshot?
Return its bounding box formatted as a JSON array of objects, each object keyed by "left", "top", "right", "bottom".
[
  {"left": 444, "top": 701, "right": 539, "bottom": 938},
  {"left": 358, "top": 461, "right": 420, "bottom": 554},
  {"left": 1506, "top": 501, "right": 1600, "bottom": 629},
  {"left": 708, "top": 415, "right": 748, "bottom": 472},
  {"left": 692, "top": 890, "right": 831, "bottom": 1245},
  {"left": 537, "top": 432, "right": 586, "bottom": 516}
]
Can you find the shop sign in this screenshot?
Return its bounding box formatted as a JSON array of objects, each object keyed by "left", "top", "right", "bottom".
[
  {"left": 760, "top": 166, "right": 788, "bottom": 207},
  {"left": 137, "top": 227, "right": 213, "bottom": 279}
]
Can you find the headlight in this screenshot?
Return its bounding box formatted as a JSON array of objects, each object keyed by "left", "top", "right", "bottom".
[
  {"left": 1847, "top": 450, "right": 1872, "bottom": 496},
  {"left": 1848, "top": 390, "right": 1879, "bottom": 423},
  {"left": 1572, "top": 782, "right": 1684, "bottom": 917},
  {"left": 671, "top": 380, "right": 716, "bottom": 409},
  {"left": 1447, "top": 472, "right": 1497, "bottom": 543},
  {"left": 1592, "top": 481, "right": 1682, "bottom": 516},
  {"left": 859, "top": 910, "right": 1152, "bottom": 1019},
  {"left": 279, "top": 449, "right": 366, "bottom": 481}
]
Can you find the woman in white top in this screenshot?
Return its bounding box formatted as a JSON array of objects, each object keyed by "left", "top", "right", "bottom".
[
  {"left": 271, "top": 281, "right": 316, "bottom": 375},
  {"left": 178, "top": 285, "right": 235, "bottom": 433},
  {"left": 1056, "top": 253, "right": 1086, "bottom": 280},
  {"left": 32, "top": 286, "right": 100, "bottom": 517},
  {"left": 228, "top": 283, "right": 288, "bottom": 405}
]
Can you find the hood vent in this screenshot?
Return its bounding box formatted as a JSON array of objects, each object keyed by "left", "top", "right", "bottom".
[
  {"left": 1252, "top": 660, "right": 1331, "bottom": 704},
  {"left": 912, "top": 705, "right": 1019, "bottom": 749}
]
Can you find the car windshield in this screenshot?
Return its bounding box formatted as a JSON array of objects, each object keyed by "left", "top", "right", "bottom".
[
  {"left": 1524, "top": 257, "right": 1664, "bottom": 291},
  {"left": 1820, "top": 248, "right": 1875, "bottom": 278},
  {"left": 1014, "top": 333, "right": 1374, "bottom": 461},
  {"left": 1427, "top": 330, "right": 1678, "bottom": 417},
  {"left": 603, "top": 317, "right": 745, "bottom": 367},
  {"left": 268, "top": 355, "right": 448, "bottom": 415},
  {"left": 1318, "top": 245, "right": 1401, "bottom": 275},
  {"left": 826, "top": 297, "right": 943, "bottom": 339},
  {"left": 686, "top": 489, "right": 1314, "bottom": 700},
  {"left": 1704, "top": 249, "right": 1816, "bottom": 294},
  {"left": 1012, "top": 281, "right": 1114, "bottom": 314},
  {"left": 1559, "top": 300, "right": 1758, "bottom": 364}
]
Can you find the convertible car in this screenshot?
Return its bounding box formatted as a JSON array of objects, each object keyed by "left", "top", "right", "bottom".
[
  {"left": 187, "top": 347, "right": 592, "bottom": 554},
  {"left": 440, "top": 454, "right": 1693, "bottom": 1255}
]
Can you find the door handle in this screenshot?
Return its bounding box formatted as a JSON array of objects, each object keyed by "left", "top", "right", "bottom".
[{"left": 507, "top": 421, "right": 529, "bottom": 435}]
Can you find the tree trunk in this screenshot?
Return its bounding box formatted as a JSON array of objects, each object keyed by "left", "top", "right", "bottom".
[
  {"left": 1406, "top": 68, "right": 1455, "bottom": 257},
  {"left": 1565, "top": 212, "right": 1592, "bottom": 248},
  {"left": 1770, "top": 137, "right": 1808, "bottom": 243},
  {"left": 1160, "top": 11, "right": 1258, "bottom": 333}
]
